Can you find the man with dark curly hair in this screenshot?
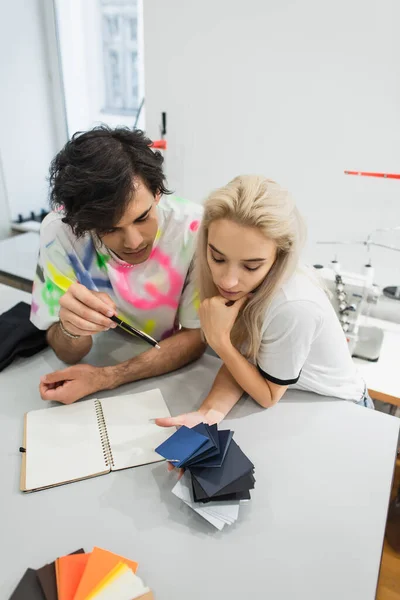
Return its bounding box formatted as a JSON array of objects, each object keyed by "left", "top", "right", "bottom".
[{"left": 31, "top": 126, "right": 205, "bottom": 404}]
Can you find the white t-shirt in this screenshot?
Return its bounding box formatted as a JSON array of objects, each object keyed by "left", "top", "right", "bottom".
[
  {"left": 257, "top": 269, "right": 365, "bottom": 401},
  {"left": 30, "top": 195, "right": 203, "bottom": 340}
]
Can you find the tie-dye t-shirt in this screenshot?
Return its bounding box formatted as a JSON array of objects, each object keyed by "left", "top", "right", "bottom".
[{"left": 30, "top": 196, "right": 203, "bottom": 340}]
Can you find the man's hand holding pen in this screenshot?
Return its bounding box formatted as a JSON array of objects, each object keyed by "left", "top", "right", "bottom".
[
  {"left": 58, "top": 282, "right": 160, "bottom": 349},
  {"left": 58, "top": 282, "right": 118, "bottom": 338}
]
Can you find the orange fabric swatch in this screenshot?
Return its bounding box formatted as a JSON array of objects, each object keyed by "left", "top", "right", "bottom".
[
  {"left": 57, "top": 553, "right": 91, "bottom": 600},
  {"left": 73, "top": 547, "right": 138, "bottom": 600}
]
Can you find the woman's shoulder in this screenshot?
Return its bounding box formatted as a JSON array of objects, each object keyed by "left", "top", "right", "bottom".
[{"left": 265, "top": 268, "right": 328, "bottom": 322}]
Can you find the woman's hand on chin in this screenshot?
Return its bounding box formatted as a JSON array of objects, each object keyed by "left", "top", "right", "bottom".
[{"left": 199, "top": 295, "right": 249, "bottom": 352}]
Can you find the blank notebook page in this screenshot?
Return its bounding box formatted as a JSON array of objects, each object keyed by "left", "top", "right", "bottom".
[
  {"left": 100, "top": 389, "right": 172, "bottom": 471},
  {"left": 25, "top": 400, "right": 107, "bottom": 490}
]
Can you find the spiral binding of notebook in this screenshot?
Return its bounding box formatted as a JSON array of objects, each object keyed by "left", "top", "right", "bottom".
[{"left": 95, "top": 400, "right": 115, "bottom": 468}]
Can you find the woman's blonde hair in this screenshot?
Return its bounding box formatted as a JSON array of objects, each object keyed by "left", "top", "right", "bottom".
[{"left": 196, "top": 175, "right": 307, "bottom": 360}]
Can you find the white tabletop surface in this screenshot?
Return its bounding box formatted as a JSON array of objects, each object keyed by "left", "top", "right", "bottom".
[
  {"left": 0, "top": 232, "right": 39, "bottom": 281},
  {"left": 354, "top": 315, "right": 400, "bottom": 403},
  {"left": 0, "top": 309, "right": 398, "bottom": 599},
  {"left": 0, "top": 283, "right": 32, "bottom": 312}
]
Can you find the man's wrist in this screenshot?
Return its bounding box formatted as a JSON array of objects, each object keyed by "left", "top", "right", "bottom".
[
  {"left": 102, "top": 365, "right": 120, "bottom": 390},
  {"left": 102, "top": 361, "right": 138, "bottom": 390},
  {"left": 47, "top": 322, "right": 93, "bottom": 363},
  {"left": 59, "top": 320, "right": 81, "bottom": 339},
  {"left": 52, "top": 321, "right": 91, "bottom": 347}
]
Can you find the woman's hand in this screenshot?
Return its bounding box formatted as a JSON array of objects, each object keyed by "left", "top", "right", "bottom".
[
  {"left": 155, "top": 408, "right": 225, "bottom": 475},
  {"left": 199, "top": 295, "right": 248, "bottom": 352},
  {"left": 155, "top": 408, "right": 224, "bottom": 429}
]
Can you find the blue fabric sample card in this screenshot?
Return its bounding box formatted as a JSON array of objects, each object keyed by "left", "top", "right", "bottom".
[
  {"left": 188, "top": 429, "right": 234, "bottom": 468},
  {"left": 182, "top": 423, "right": 220, "bottom": 467},
  {"left": 155, "top": 426, "right": 209, "bottom": 468},
  {"left": 205, "top": 424, "right": 220, "bottom": 451},
  {"left": 190, "top": 439, "right": 254, "bottom": 498}
]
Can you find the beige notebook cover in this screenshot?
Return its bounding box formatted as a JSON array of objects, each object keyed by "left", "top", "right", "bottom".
[{"left": 20, "top": 388, "right": 172, "bottom": 493}]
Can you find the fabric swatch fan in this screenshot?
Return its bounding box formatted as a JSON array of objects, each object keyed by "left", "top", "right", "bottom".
[
  {"left": 9, "top": 546, "right": 153, "bottom": 600},
  {"left": 156, "top": 423, "right": 255, "bottom": 531}
]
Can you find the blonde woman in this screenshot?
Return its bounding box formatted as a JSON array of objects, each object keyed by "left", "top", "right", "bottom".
[{"left": 157, "top": 175, "right": 372, "bottom": 429}]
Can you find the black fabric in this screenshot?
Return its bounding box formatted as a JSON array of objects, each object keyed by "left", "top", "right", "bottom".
[
  {"left": 8, "top": 568, "right": 45, "bottom": 600},
  {"left": 190, "top": 440, "right": 254, "bottom": 498},
  {"left": 0, "top": 302, "right": 47, "bottom": 372},
  {"left": 36, "top": 549, "right": 84, "bottom": 600},
  {"left": 257, "top": 363, "right": 301, "bottom": 386},
  {"left": 192, "top": 477, "right": 251, "bottom": 503}
]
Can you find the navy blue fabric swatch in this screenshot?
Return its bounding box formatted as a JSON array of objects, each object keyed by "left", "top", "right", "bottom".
[
  {"left": 182, "top": 424, "right": 220, "bottom": 467},
  {"left": 155, "top": 426, "right": 208, "bottom": 468},
  {"left": 190, "top": 440, "right": 254, "bottom": 498},
  {"left": 188, "top": 429, "right": 233, "bottom": 468}
]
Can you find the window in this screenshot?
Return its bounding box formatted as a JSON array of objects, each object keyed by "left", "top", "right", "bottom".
[
  {"left": 101, "top": 0, "right": 140, "bottom": 115},
  {"left": 52, "top": 0, "right": 145, "bottom": 134}
]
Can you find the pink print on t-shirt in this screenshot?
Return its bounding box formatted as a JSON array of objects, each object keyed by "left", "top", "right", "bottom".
[{"left": 113, "top": 247, "right": 183, "bottom": 310}]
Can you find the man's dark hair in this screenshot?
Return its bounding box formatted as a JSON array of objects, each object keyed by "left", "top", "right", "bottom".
[{"left": 49, "top": 125, "right": 171, "bottom": 236}]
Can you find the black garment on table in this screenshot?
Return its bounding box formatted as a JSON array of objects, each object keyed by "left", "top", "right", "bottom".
[{"left": 0, "top": 302, "right": 47, "bottom": 372}]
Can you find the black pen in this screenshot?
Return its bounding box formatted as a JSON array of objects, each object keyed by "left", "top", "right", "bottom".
[{"left": 110, "top": 315, "right": 161, "bottom": 349}]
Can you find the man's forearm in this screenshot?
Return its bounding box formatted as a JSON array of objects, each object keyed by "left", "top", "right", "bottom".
[
  {"left": 105, "top": 328, "right": 206, "bottom": 389},
  {"left": 47, "top": 322, "right": 93, "bottom": 364},
  {"left": 197, "top": 364, "right": 244, "bottom": 422}
]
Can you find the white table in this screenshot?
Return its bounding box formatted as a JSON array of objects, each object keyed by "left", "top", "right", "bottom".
[
  {"left": 0, "top": 232, "right": 39, "bottom": 284},
  {"left": 0, "top": 283, "right": 31, "bottom": 313},
  {"left": 11, "top": 220, "right": 41, "bottom": 234},
  {"left": 354, "top": 315, "right": 400, "bottom": 406},
  {"left": 0, "top": 319, "right": 398, "bottom": 599}
]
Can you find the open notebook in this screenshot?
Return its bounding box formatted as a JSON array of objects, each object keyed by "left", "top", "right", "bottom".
[{"left": 20, "top": 388, "right": 172, "bottom": 492}]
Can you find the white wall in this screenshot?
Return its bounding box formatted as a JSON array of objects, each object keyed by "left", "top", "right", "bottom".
[
  {"left": 0, "top": 0, "right": 61, "bottom": 226},
  {"left": 0, "top": 153, "right": 10, "bottom": 239},
  {"left": 143, "top": 0, "right": 400, "bottom": 287}
]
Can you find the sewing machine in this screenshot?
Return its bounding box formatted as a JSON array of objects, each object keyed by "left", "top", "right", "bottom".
[
  {"left": 313, "top": 262, "right": 383, "bottom": 360},
  {"left": 314, "top": 177, "right": 400, "bottom": 358}
]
